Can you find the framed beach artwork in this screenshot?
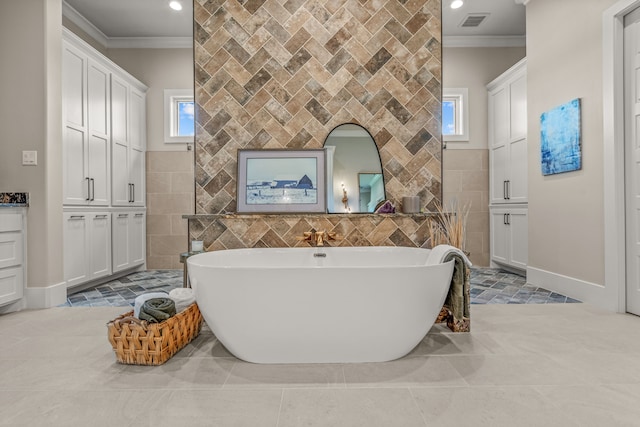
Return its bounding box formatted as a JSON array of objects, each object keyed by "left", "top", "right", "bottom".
[
  {"left": 540, "top": 98, "right": 582, "bottom": 175},
  {"left": 236, "top": 149, "right": 326, "bottom": 213}
]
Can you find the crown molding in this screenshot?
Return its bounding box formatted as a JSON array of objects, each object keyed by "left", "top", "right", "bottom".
[
  {"left": 62, "top": 1, "right": 109, "bottom": 47},
  {"left": 62, "top": 1, "right": 191, "bottom": 49},
  {"left": 514, "top": 0, "right": 530, "bottom": 5},
  {"left": 443, "top": 35, "right": 526, "bottom": 48},
  {"left": 107, "top": 37, "right": 192, "bottom": 49}
]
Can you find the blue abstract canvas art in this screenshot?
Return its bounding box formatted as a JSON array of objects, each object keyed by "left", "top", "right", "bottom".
[{"left": 540, "top": 98, "right": 582, "bottom": 175}]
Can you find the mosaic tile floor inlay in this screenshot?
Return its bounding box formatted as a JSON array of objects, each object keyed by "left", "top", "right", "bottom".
[{"left": 61, "top": 268, "right": 580, "bottom": 307}]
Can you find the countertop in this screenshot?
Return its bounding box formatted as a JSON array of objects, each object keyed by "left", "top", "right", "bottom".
[{"left": 0, "top": 192, "right": 29, "bottom": 207}]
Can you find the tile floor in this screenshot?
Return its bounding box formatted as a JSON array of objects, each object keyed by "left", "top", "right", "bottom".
[
  {"left": 1, "top": 303, "right": 640, "bottom": 426},
  {"left": 61, "top": 268, "right": 581, "bottom": 307}
]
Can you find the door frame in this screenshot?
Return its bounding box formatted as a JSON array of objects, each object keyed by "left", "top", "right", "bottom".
[{"left": 604, "top": 0, "right": 640, "bottom": 313}]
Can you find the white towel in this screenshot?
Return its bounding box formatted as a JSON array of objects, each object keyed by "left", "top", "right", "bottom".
[
  {"left": 169, "top": 288, "right": 196, "bottom": 313},
  {"left": 426, "top": 244, "right": 472, "bottom": 267},
  {"left": 133, "top": 292, "right": 169, "bottom": 318}
]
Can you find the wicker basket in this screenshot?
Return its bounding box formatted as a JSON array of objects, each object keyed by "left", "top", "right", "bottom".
[{"left": 107, "top": 302, "right": 203, "bottom": 365}]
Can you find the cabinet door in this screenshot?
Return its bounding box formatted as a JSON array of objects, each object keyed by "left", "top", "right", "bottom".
[
  {"left": 509, "top": 73, "right": 527, "bottom": 141},
  {"left": 490, "top": 209, "right": 509, "bottom": 265},
  {"left": 89, "top": 213, "right": 111, "bottom": 280},
  {"left": 0, "top": 266, "right": 23, "bottom": 306},
  {"left": 129, "top": 212, "right": 146, "bottom": 266},
  {"left": 63, "top": 213, "right": 90, "bottom": 288},
  {"left": 490, "top": 145, "right": 509, "bottom": 204},
  {"left": 112, "top": 212, "right": 131, "bottom": 273},
  {"left": 508, "top": 72, "right": 528, "bottom": 204},
  {"left": 489, "top": 86, "right": 509, "bottom": 147},
  {"left": 111, "top": 75, "right": 130, "bottom": 206},
  {"left": 508, "top": 137, "right": 528, "bottom": 203},
  {"left": 130, "top": 88, "right": 145, "bottom": 152},
  {"left": 62, "top": 44, "right": 89, "bottom": 206},
  {"left": 508, "top": 209, "right": 528, "bottom": 270},
  {"left": 87, "top": 59, "right": 110, "bottom": 206},
  {"left": 489, "top": 85, "right": 510, "bottom": 204},
  {"left": 129, "top": 147, "right": 145, "bottom": 206},
  {"left": 129, "top": 88, "right": 146, "bottom": 206},
  {"left": 0, "top": 213, "right": 23, "bottom": 269}
]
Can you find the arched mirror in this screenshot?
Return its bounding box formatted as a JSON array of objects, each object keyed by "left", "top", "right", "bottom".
[{"left": 323, "top": 124, "right": 385, "bottom": 213}]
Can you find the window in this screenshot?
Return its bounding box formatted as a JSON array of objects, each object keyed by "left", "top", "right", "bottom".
[
  {"left": 442, "top": 88, "right": 469, "bottom": 142},
  {"left": 164, "top": 89, "right": 194, "bottom": 143}
]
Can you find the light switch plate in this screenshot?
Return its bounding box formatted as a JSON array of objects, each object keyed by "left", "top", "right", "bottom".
[{"left": 22, "top": 151, "right": 37, "bottom": 166}]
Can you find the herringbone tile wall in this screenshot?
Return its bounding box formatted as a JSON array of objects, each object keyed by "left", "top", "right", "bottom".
[{"left": 191, "top": 0, "right": 442, "bottom": 250}]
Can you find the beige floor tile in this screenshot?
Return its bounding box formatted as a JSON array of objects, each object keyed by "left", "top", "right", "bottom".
[
  {"left": 447, "top": 354, "right": 588, "bottom": 386},
  {"left": 547, "top": 351, "right": 640, "bottom": 385},
  {"left": 535, "top": 384, "right": 640, "bottom": 426},
  {"left": 278, "top": 388, "right": 427, "bottom": 427},
  {"left": 343, "top": 356, "right": 467, "bottom": 387},
  {"left": 410, "top": 386, "right": 579, "bottom": 427},
  {"left": 0, "top": 389, "right": 166, "bottom": 427},
  {"left": 408, "top": 330, "right": 501, "bottom": 356},
  {"left": 224, "top": 361, "right": 345, "bottom": 389},
  {"left": 93, "top": 356, "right": 236, "bottom": 390},
  {"left": 148, "top": 389, "right": 282, "bottom": 427}
]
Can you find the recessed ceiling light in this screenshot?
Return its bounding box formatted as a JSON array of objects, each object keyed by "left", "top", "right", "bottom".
[
  {"left": 451, "top": 0, "right": 464, "bottom": 9},
  {"left": 169, "top": 1, "right": 183, "bottom": 11}
]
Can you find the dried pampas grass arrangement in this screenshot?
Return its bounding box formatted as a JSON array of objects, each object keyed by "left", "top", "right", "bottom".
[{"left": 428, "top": 199, "right": 471, "bottom": 253}]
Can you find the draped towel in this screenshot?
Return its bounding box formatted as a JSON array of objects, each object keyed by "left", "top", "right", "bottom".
[
  {"left": 428, "top": 245, "right": 471, "bottom": 333},
  {"left": 138, "top": 298, "right": 176, "bottom": 323}
]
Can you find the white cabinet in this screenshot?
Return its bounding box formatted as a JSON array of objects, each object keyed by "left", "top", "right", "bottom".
[
  {"left": 62, "top": 29, "right": 147, "bottom": 289},
  {"left": 63, "top": 211, "right": 112, "bottom": 289},
  {"left": 62, "top": 41, "right": 110, "bottom": 206},
  {"left": 112, "top": 211, "right": 146, "bottom": 273},
  {"left": 0, "top": 211, "right": 25, "bottom": 306},
  {"left": 490, "top": 207, "right": 528, "bottom": 271},
  {"left": 488, "top": 59, "right": 527, "bottom": 205},
  {"left": 488, "top": 58, "right": 528, "bottom": 272},
  {"left": 112, "top": 77, "right": 146, "bottom": 207}
]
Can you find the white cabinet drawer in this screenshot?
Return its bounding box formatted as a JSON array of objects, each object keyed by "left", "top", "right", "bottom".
[
  {"left": 0, "top": 266, "right": 23, "bottom": 306},
  {"left": 0, "top": 213, "right": 22, "bottom": 232},
  {"left": 0, "top": 231, "right": 23, "bottom": 269}
]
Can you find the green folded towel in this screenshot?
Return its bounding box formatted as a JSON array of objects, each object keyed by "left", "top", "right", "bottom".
[{"left": 138, "top": 298, "right": 176, "bottom": 323}]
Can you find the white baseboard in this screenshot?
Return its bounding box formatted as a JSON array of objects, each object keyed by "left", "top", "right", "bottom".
[
  {"left": 25, "top": 281, "right": 68, "bottom": 309},
  {"left": 527, "top": 266, "right": 613, "bottom": 311}
]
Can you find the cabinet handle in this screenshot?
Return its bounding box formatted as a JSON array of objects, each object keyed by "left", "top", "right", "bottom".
[
  {"left": 90, "top": 178, "right": 95, "bottom": 201},
  {"left": 131, "top": 183, "right": 135, "bottom": 203},
  {"left": 86, "top": 177, "right": 91, "bottom": 201},
  {"left": 506, "top": 180, "right": 511, "bottom": 200},
  {"left": 506, "top": 213, "right": 511, "bottom": 225},
  {"left": 503, "top": 180, "right": 507, "bottom": 200},
  {"left": 95, "top": 214, "right": 108, "bottom": 219},
  {"left": 118, "top": 213, "right": 129, "bottom": 218},
  {"left": 503, "top": 213, "right": 507, "bottom": 225},
  {"left": 134, "top": 213, "right": 144, "bottom": 217},
  {"left": 69, "top": 215, "right": 85, "bottom": 220}
]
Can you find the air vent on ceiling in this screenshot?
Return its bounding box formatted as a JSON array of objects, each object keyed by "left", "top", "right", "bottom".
[{"left": 460, "top": 13, "right": 489, "bottom": 28}]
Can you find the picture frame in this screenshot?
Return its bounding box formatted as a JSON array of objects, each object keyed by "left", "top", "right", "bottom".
[{"left": 237, "top": 149, "right": 326, "bottom": 213}]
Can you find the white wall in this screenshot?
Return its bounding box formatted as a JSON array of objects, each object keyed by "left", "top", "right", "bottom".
[
  {"left": 526, "top": 0, "right": 618, "bottom": 300},
  {"left": 0, "top": 0, "right": 64, "bottom": 296},
  {"left": 443, "top": 47, "right": 526, "bottom": 150}
]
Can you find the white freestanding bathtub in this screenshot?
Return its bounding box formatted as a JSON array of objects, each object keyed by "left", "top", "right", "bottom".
[{"left": 187, "top": 246, "right": 455, "bottom": 364}]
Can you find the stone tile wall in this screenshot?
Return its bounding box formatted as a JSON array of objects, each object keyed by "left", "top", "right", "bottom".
[
  {"left": 146, "top": 151, "right": 194, "bottom": 268},
  {"left": 442, "top": 149, "right": 489, "bottom": 266},
  {"left": 191, "top": 0, "right": 442, "bottom": 250}
]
